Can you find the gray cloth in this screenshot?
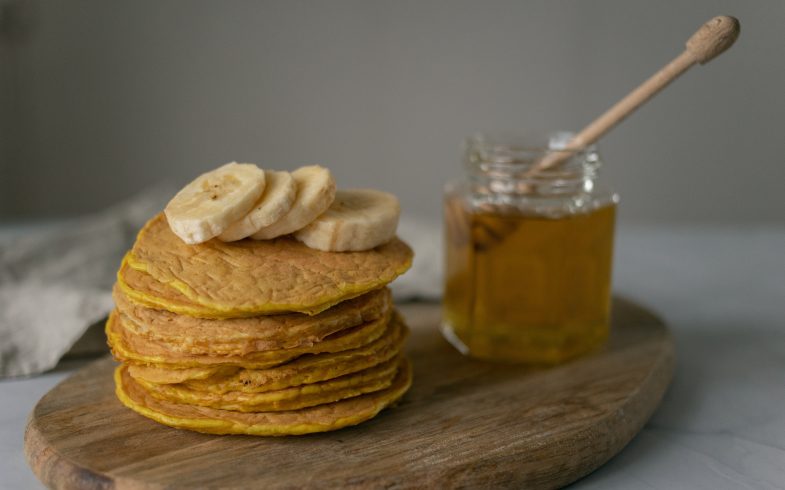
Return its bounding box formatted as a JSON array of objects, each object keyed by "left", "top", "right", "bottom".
[
  {"left": 0, "top": 188, "right": 172, "bottom": 377},
  {"left": 0, "top": 188, "right": 442, "bottom": 377}
]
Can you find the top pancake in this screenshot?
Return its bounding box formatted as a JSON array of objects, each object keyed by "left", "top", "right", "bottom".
[{"left": 129, "top": 213, "right": 413, "bottom": 316}]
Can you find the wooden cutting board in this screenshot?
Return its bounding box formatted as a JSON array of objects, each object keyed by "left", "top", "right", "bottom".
[{"left": 25, "top": 298, "right": 674, "bottom": 489}]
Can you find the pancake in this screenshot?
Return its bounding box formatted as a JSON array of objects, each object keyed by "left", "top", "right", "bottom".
[
  {"left": 131, "top": 313, "right": 408, "bottom": 391},
  {"left": 114, "top": 284, "right": 392, "bottom": 355},
  {"left": 137, "top": 355, "right": 401, "bottom": 412},
  {"left": 128, "top": 364, "right": 232, "bottom": 384},
  {"left": 128, "top": 213, "right": 413, "bottom": 316},
  {"left": 106, "top": 307, "right": 392, "bottom": 369},
  {"left": 115, "top": 358, "right": 412, "bottom": 436},
  {"left": 117, "top": 259, "right": 223, "bottom": 318}
]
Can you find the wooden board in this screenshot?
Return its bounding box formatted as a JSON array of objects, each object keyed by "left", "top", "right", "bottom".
[{"left": 25, "top": 298, "right": 674, "bottom": 490}]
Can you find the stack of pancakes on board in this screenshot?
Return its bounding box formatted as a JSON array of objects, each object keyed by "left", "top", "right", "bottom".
[{"left": 108, "top": 213, "right": 413, "bottom": 436}]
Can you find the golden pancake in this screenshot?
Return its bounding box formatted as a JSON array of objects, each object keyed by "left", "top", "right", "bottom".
[
  {"left": 131, "top": 313, "right": 408, "bottom": 391},
  {"left": 114, "top": 284, "right": 391, "bottom": 355},
  {"left": 128, "top": 213, "right": 413, "bottom": 316},
  {"left": 128, "top": 364, "right": 231, "bottom": 384},
  {"left": 117, "top": 259, "right": 224, "bottom": 318},
  {"left": 115, "top": 359, "right": 412, "bottom": 436},
  {"left": 138, "top": 356, "right": 401, "bottom": 412},
  {"left": 107, "top": 307, "right": 391, "bottom": 369}
]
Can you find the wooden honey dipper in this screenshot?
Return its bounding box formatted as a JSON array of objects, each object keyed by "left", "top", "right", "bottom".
[
  {"left": 529, "top": 15, "right": 740, "bottom": 175},
  {"left": 448, "top": 15, "right": 740, "bottom": 251}
]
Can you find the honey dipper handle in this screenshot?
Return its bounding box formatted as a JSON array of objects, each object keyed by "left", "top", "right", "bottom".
[{"left": 530, "top": 15, "right": 740, "bottom": 174}]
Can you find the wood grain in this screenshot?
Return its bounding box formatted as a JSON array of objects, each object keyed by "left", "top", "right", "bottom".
[{"left": 25, "top": 298, "right": 674, "bottom": 490}]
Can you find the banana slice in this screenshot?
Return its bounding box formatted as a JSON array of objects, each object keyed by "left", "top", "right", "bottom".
[
  {"left": 217, "top": 170, "right": 297, "bottom": 241},
  {"left": 294, "top": 189, "right": 400, "bottom": 252},
  {"left": 251, "top": 165, "right": 336, "bottom": 240},
  {"left": 164, "top": 162, "right": 266, "bottom": 244}
]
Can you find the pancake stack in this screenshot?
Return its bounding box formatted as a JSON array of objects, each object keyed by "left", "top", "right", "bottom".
[{"left": 108, "top": 213, "right": 414, "bottom": 436}]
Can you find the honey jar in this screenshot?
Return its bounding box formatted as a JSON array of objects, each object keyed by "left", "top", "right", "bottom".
[{"left": 442, "top": 132, "right": 618, "bottom": 364}]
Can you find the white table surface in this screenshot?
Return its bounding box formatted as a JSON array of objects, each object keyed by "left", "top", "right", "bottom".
[{"left": 2, "top": 223, "right": 784, "bottom": 489}]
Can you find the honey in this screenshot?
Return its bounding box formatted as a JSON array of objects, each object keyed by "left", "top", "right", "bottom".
[
  {"left": 443, "top": 199, "right": 616, "bottom": 364},
  {"left": 441, "top": 131, "right": 618, "bottom": 364}
]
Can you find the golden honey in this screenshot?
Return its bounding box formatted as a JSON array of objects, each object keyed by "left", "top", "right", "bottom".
[
  {"left": 443, "top": 199, "right": 616, "bottom": 363},
  {"left": 442, "top": 132, "right": 618, "bottom": 364}
]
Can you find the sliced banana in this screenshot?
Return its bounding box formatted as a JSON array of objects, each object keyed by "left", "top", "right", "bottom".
[
  {"left": 293, "top": 189, "right": 400, "bottom": 252},
  {"left": 251, "top": 165, "right": 336, "bottom": 240},
  {"left": 217, "top": 170, "right": 297, "bottom": 242},
  {"left": 164, "top": 162, "right": 266, "bottom": 244}
]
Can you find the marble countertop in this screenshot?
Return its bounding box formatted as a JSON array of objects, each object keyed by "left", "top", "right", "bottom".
[{"left": 2, "top": 223, "right": 784, "bottom": 489}]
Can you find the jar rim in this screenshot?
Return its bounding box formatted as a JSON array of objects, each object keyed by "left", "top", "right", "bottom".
[
  {"left": 465, "top": 130, "right": 597, "bottom": 159},
  {"left": 465, "top": 131, "right": 601, "bottom": 178}
]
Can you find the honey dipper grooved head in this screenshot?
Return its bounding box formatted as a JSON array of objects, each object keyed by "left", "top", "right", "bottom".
[{"left": 685, "top": 15, "right": 740, "bottom": 64}]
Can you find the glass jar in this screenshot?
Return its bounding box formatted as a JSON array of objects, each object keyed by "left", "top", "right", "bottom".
[{"left": 442, "top": 131, "right": 619, "bottom": 364}]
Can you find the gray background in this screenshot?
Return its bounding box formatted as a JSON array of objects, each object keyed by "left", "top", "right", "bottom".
[{"left": 1, "top": 0, "right": 783, "bottom": 224}]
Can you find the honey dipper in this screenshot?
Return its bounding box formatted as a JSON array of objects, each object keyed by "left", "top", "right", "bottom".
[
  {"left": 451, "top": 15, "right": 741, "bottom": 252},
  {"left": 530, "top": 15, "right": 740, "bottom": 174}
]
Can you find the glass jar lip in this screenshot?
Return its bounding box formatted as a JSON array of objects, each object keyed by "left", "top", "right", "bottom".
[
  {"left": 465, "top": 130, "right": 597, "bottom": 160},
  {"left": 464, "top": 130, "right": 601, "bottom": 179}
]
